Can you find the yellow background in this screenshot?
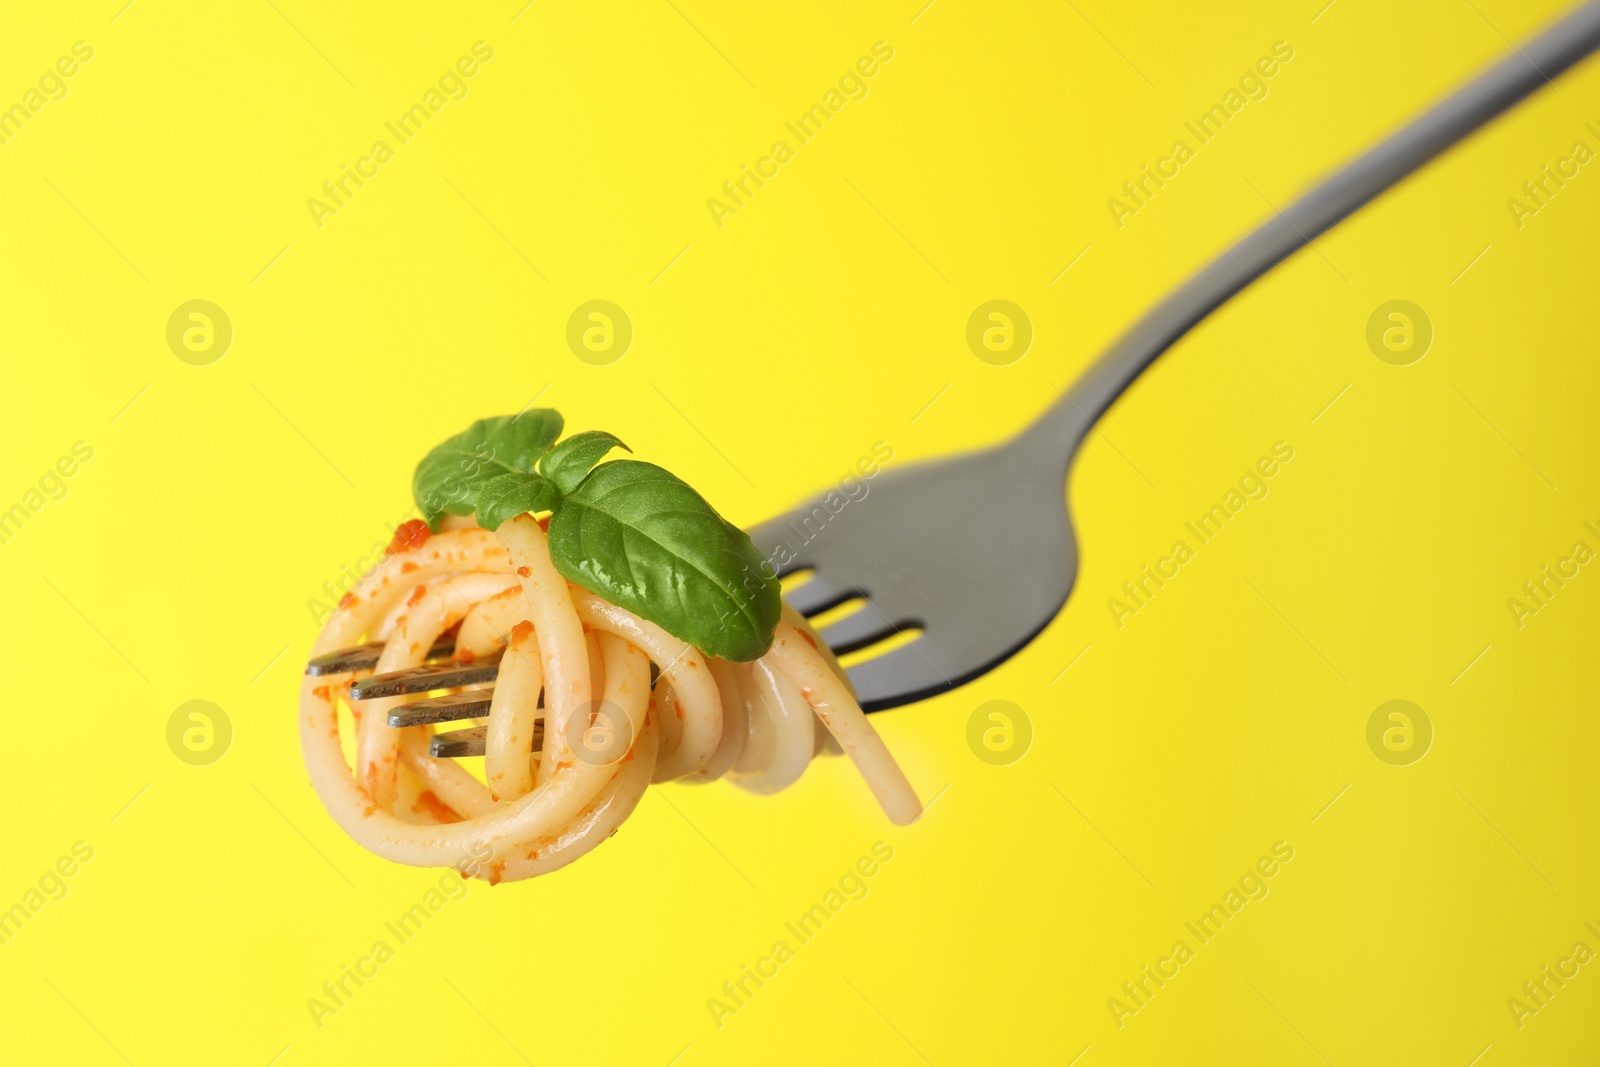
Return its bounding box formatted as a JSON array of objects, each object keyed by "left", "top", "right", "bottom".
[{"left": 2, "top": 0, "right": 1598, "bottom": 1063}]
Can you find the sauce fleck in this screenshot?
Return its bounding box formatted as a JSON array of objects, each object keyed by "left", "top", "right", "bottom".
[{"left": 386, "top": 518, "right": 431, "bottom": 556}]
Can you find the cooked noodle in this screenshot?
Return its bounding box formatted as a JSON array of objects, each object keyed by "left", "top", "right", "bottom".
[{"left": 299, "top": 514, "right": 921, "bottom": 882}]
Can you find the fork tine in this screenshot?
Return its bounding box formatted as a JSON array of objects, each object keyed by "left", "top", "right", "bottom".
[
  {"left": 430, "top": 725, "right": 489, "bottom": 757},
  {"left": 429, "top": 721, "right": 545, "bottom": 758},
  {"left": 387, "top": 689, "right": 500, "bottom": 727},
  {"left": 349, "top": 649, "right": 504, "bottom": 700},
  {"left": 818, "top": 606, "right": 913, "bottom": 656},
  {"left": 782, "top": 573, "right": 860, "bottom": 617},
  {"left": 306, "top": 636, "right": 456, "bottom": 676}
]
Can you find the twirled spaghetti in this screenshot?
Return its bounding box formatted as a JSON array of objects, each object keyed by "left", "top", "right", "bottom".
[{"left": 299, "top": 514, "right": 921, "bottom": 883}]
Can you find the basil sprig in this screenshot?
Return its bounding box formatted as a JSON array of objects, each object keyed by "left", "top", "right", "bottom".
[{"left": 413, "top": 412, "right": 780, "bottom": 662}]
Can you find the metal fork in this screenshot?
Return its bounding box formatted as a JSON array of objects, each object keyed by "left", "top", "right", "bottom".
[
  {"left": 309, "top": 2, "right": 1600, "bottom": 740},
  {"left": 305, "top": 639, "right": 507, "bottom": 755},
  {"left": 752, "top": 0, "right": 1600, "bottom": 711}
]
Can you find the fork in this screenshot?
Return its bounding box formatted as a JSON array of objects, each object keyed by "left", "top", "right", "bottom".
[
  {"left": 751, "top": 1, "right": 1600, "bottom": 711},
  {"left": 309, "top": 1, "right": 1600, "bottom": 742}
]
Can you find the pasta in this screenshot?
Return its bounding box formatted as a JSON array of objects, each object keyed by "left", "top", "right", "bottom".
[{"left": 299, "top": 513, "right": 922, "bottom": 883}]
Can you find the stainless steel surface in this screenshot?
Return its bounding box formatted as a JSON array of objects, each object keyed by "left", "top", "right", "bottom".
[
  {"left": 749, "top": 439, "right": 1079, "bottom": 712},
  {"left": 430, "top": 725, "right": 489, "bottom": 758},
  {"left": 429, "top": 722, "right": 545, "bottom": 758},
  {"left": 305, "top": 636, "right": 455, "bottom": 676},
  {"left": 752, "top": 2, "right": 1600, "bottom": 712},
  {"left": 347, "top": 649, "right": 505, "bottom": 700},
  {"left": 386, "top": 688, "right": 502, "bottom": 727}
]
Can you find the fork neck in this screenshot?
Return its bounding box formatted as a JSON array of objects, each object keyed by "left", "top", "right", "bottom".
[{"left": 1015, "top": 0, "right": 1600, "bottom": 466}]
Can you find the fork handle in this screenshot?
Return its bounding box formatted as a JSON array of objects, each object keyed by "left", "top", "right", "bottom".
[{"left": 1020, "top": 0, "right": 1600, "bottom": 461}]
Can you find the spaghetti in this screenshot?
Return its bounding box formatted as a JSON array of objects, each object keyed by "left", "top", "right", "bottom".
[{"left": 299, "top": 513, "right": 921, "bottom": 883}]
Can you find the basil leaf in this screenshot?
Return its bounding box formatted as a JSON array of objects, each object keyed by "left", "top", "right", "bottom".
[
  {"left": 413, "top": 413, "right": 780, "bottom": 658},
  {"left": 547, "top": 460, "right": 781, "bottom": 661},
  {"left": 473, "top": 471, "right": 563, "bottom": 531},
  {"left": 413, "top": 411, "right": 565, "bottom": 530},
  {"left": 540, "top": 431, "right": 630, "bottom": 494}
]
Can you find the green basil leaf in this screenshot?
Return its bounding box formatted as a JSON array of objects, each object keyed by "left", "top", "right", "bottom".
[
  {"left": 413, "top": 411, "right": 565, "bottom": 530},
  {"left": 547, "top": 459, "right": 781, "bottom": 661},
  {"left": 473, "top": 471, "right": 563, "bottom": 531},
  {"left": 540, "top": 431, "right": 630, "bottom": 494}
]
